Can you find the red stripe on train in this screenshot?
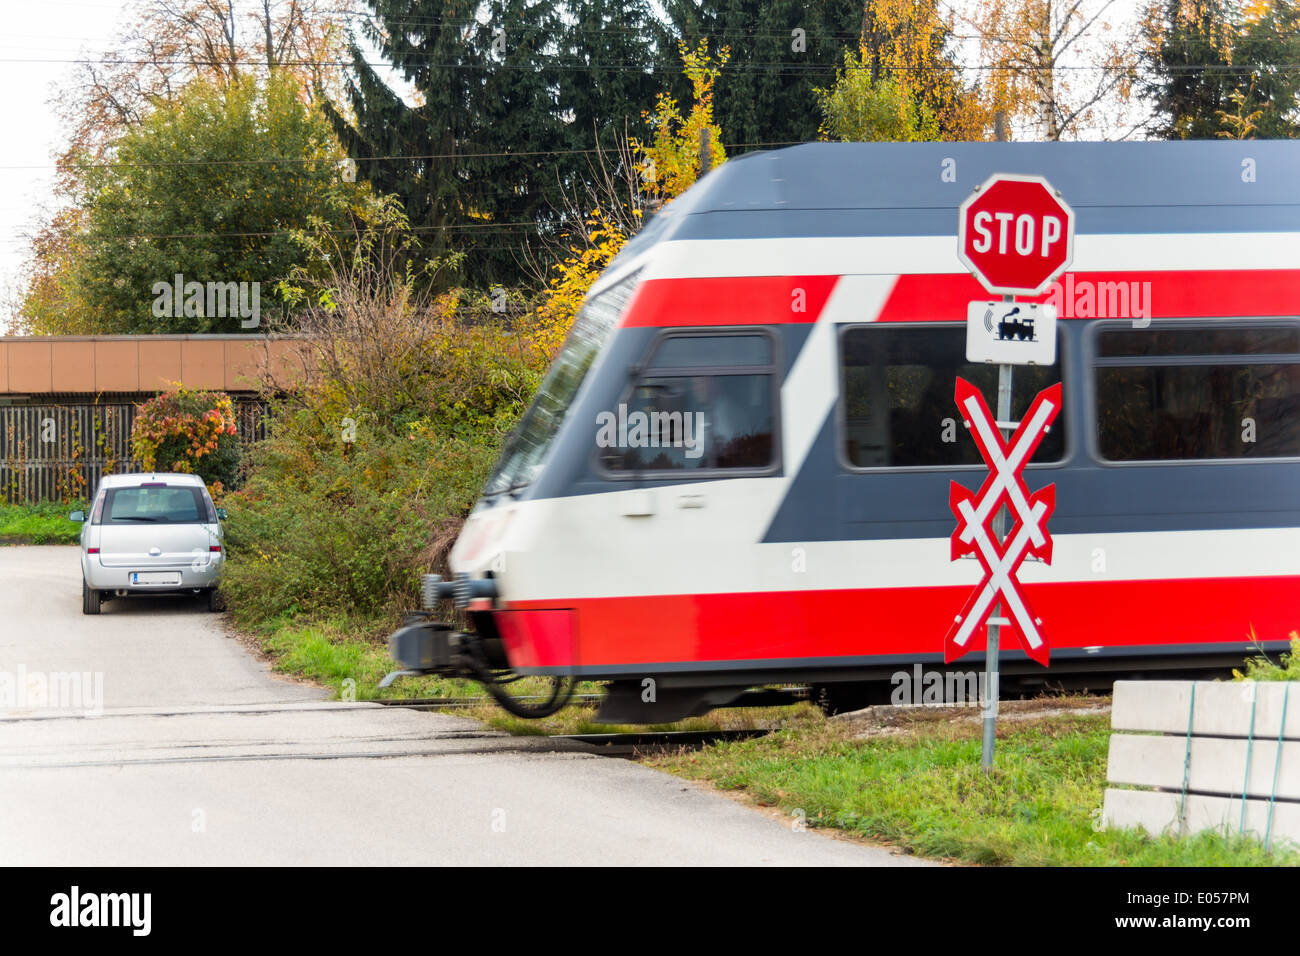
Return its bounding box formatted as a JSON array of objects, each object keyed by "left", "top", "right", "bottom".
[
  {"left": 620, "top": 275, "right": 839, "bottom": 327},
  {"left": 877, "top": 270, "right": 1300, "bottom": 322},
  {"left": 496, "top": 576, "right": 1300, "bottom": 669},
  {"left": 616, "top": 270, "right": 1300, "bottom": 329}
]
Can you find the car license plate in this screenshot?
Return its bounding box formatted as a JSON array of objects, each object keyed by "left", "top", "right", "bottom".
[{"left": 130, "top": 572, "right": 182, "bottom": 585}]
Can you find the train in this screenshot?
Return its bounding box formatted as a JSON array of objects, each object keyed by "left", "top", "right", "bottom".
[{"left": 383, "top": 141, "right": 1300, "bottom": 722}]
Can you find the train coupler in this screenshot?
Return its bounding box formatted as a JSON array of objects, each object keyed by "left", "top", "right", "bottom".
[
  {"left": 380, "top": 617, "right": 465, "bottom": 687},
  {"left": 380, "top": 609, "right": 510, "bottom": 688}
]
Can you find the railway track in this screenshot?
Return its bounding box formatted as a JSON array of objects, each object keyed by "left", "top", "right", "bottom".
[
  {"left": 550, "top": 729, "right": 769, "bottom": 756},
  {"left": 372, "top": 686, "right": 807, "bottom": 712},
  {"left": 372, "top": 694, "right": 605, "bottom": 711},
  {"left": 373, "top": 695, "right": 779, "bottom": 755}
]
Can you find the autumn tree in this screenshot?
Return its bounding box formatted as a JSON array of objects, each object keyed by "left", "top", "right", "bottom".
[
  {"left": 635, "top": 40, "right": 731, "bottom": 203},
  {"left": 531, "top": 41, "right": 730, "bottom": 357},
  {"left": 859, "top": 0, "right": 991, "bottom": 139},
  {"left": 56, "top": 0, "right": 346, "bottom": 167},
  {"left": 964, "top": 0, "right": 1141, "bottom": 140},
  {"left": 20, "top": 73, "right": 362, "bottom": 335},
  {"left": 20, "top": 1, "right": 348, "bottom": 335},
  {"left": 816, "top": 51, "right": 942, "bottom": 141}
]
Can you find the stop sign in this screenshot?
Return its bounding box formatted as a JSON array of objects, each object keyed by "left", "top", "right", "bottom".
[{"left": 957, "top": 174, "right": 1075, "bottom": 296}]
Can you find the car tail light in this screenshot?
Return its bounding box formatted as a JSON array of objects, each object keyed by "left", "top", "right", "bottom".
[
  {"left": 87, "top": 547, "right": 100, "bottom": 554},
  {"left": 210, "top": 546, "right": 222, "bottom": 553}
]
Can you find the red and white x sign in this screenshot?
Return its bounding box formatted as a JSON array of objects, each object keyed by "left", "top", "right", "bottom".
[{"left": 944, "top": 377, "right": 1062, "bottom": 666}]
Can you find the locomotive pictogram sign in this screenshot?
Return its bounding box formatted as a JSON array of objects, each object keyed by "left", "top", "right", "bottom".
[{"left": 944, "top": 377, "right": 1062, "bottom": 666}]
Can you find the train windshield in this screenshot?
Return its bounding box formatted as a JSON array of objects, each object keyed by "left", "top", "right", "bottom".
[{"left": 483, "top": 273, "right": 640, "bottom": 495}]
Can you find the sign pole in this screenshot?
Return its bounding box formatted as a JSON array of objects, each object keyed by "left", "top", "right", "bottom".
[{"left": 981, "top": 297, "right": 1014, "bottom": 771}]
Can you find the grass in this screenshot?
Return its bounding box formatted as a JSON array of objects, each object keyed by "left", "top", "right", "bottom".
[
  {"left": 0, "top": 501, "right": 85, "bottom": 545},
  {"left": 246, "top": 614, "right": 482, "bottom": 701},
  {"left": 647, "top": 698, "right": 1299, "bottom": 867}
]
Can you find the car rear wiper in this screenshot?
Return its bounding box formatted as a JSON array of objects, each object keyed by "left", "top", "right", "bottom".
[{"left": 110, "top": 516, "right": 159, "bottom": 522}]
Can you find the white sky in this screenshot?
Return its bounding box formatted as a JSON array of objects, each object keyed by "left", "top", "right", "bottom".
[
  {"left": 0, "top": 0, "right": 125, "bottom": 319},
  {"left": 0, "top": 0, "right": 1145, "bottom": 327}
]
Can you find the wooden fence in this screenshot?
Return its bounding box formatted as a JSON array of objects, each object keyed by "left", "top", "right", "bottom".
[{"left": 0, "top": 400, "right": 268, "bottom": 504}]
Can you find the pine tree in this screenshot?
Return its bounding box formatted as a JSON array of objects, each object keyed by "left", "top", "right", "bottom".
[
  {"left": 325, "top": 1, "right": 479, "bottom": 271},
  {"left": 458, "top": 0, "right": 569, "bottom": 282},
  {"left": 660, "top": 0, "right": 866, "bottom": 147},
  {"left": 1231, "top": 0, "right": 1300, "bottom": 137},
  {"left": 561, "top": 0, "right": 665, "bottom": 147},
  {"left": 328, "top": 0, "right": 573, "bottom": 286},
  {"left": 1141, "top": 0, "right": 1299, "bottom": 138},
  {"left": 1141, "top": 0, "right": 1238, "bottom": 138}
]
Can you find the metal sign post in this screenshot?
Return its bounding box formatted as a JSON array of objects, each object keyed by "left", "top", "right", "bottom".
[{"left": 981, "top": 353, "right": 1013, "bottom": 769}]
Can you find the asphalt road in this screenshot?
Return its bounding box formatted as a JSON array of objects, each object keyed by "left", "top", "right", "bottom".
[{"left": 0, "top": 546, "right": 930, "bottom": 866}]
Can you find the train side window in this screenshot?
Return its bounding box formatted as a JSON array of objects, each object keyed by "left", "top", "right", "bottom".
[
  {"left": 1094, "top": 324, "right": 1300, "bottom": 461},
  {"left": 599, "top": 332, "right": 777, "bottom": 473},
  {"left": 838, "top": 325, "right": 1066, "bottom": 468}
]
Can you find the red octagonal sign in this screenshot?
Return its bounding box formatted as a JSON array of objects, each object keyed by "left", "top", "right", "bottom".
[{"left": 957, "top": 174, "right": 1075, "bottom": 296}]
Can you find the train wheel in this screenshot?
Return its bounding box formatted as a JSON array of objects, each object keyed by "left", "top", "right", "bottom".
[{"left": 482, "top": 674, "right": 576, "bottom": 718}]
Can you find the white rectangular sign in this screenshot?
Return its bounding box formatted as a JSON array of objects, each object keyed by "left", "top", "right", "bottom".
[{"left": 966, "top": 301, "right": 1057, "bottom": 366}]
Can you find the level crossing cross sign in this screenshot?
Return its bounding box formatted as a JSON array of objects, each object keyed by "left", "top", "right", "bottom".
[{"left": 944, "top": 377, "right": 1062, "bottom": 667}]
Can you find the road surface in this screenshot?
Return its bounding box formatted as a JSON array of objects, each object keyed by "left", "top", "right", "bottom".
[{"left": 0, "top": 545, "right": 930, "bottom": 866}]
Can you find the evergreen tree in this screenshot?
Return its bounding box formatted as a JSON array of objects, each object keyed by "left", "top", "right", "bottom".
[
  {"left": 561, "top": 0, "right": 665, "bottom": 147},
  {"left": 328, "top": 0, "right": 572, "bottom": 286},
  {"left": 329, "top": 1, "right": 676, "bottom": 287},
  {"left": 325, "top": 1, "right": 479, "bottom": 271},
  {"left": 1142, "top": 0, "right": 1300, "bottom": 138},
  {"left": 660, "top": 0, "right": 866, "bottom": 147},
  {"left": 1141, "top": 0, "right": 1238, "bottom": 138},
  {"left": 459, "top": 0, "right": 569, "bottom": 278},
  {"left": 1231, "top": 0, "right": 1300, "bottom": 137}
]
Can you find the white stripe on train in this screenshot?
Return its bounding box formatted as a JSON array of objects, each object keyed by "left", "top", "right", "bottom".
[
  {"left": 452, "top": 486, "right": 1300, "bottom": 603},
  {"left": 636, "top": 233, "right": 1300, "bottom": 282}
]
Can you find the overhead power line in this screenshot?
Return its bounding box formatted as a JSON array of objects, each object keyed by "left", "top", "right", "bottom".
[
  {"left": 5, "top": 54, "right": 1299, "bottom": 74},
  {"left": 0, "top": 141, "right": 802, "bottom": 172}
]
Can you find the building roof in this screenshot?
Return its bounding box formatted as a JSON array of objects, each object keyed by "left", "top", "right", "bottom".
[{"left": 0, "top": 334, "right": 302, "bottom": 395}]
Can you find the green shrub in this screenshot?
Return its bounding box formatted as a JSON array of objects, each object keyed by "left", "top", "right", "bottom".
[
  {"left": 1236, "top": 631, "right": 1300, "bottom": 681},
  {"left": 223, "top": 209, "right": 545, "bottom": 632},
  {"left": 220, "top": 414, "right": 500, "bottom": 628}
]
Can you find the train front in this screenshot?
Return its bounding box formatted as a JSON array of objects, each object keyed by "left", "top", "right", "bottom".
[{"left": 380, "top": 267, "right": 646, "bottom": 718}]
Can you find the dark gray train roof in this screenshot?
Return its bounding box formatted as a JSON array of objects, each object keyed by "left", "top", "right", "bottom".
[{"left": 616, "top": 141, "right": 1300, "bottom": 255}]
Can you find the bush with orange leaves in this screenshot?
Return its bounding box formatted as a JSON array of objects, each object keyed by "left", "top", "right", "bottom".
[{"left": 130, "top": 386, "right": 241, "bottom": 494}]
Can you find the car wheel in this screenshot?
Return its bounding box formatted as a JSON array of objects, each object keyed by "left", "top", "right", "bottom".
[
  {"left": 82, "top": 578, "right": 101, "bottom": 615},
  {"left": 206, "top": 587, "right": 226, "bottom": 613}
]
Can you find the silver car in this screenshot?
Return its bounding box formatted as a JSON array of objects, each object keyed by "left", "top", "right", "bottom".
[{"left": 70, "top": 473, "right": 226, "bottom": 615}]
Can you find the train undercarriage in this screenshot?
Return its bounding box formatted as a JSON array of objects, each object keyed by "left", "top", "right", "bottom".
[{"left": 380, "top": 575, "right": 1265, "bottom": 723}]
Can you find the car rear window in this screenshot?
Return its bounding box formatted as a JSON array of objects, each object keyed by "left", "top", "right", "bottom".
[{"left": 100, "top": 486, "right": 208, "bottom": 524}]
